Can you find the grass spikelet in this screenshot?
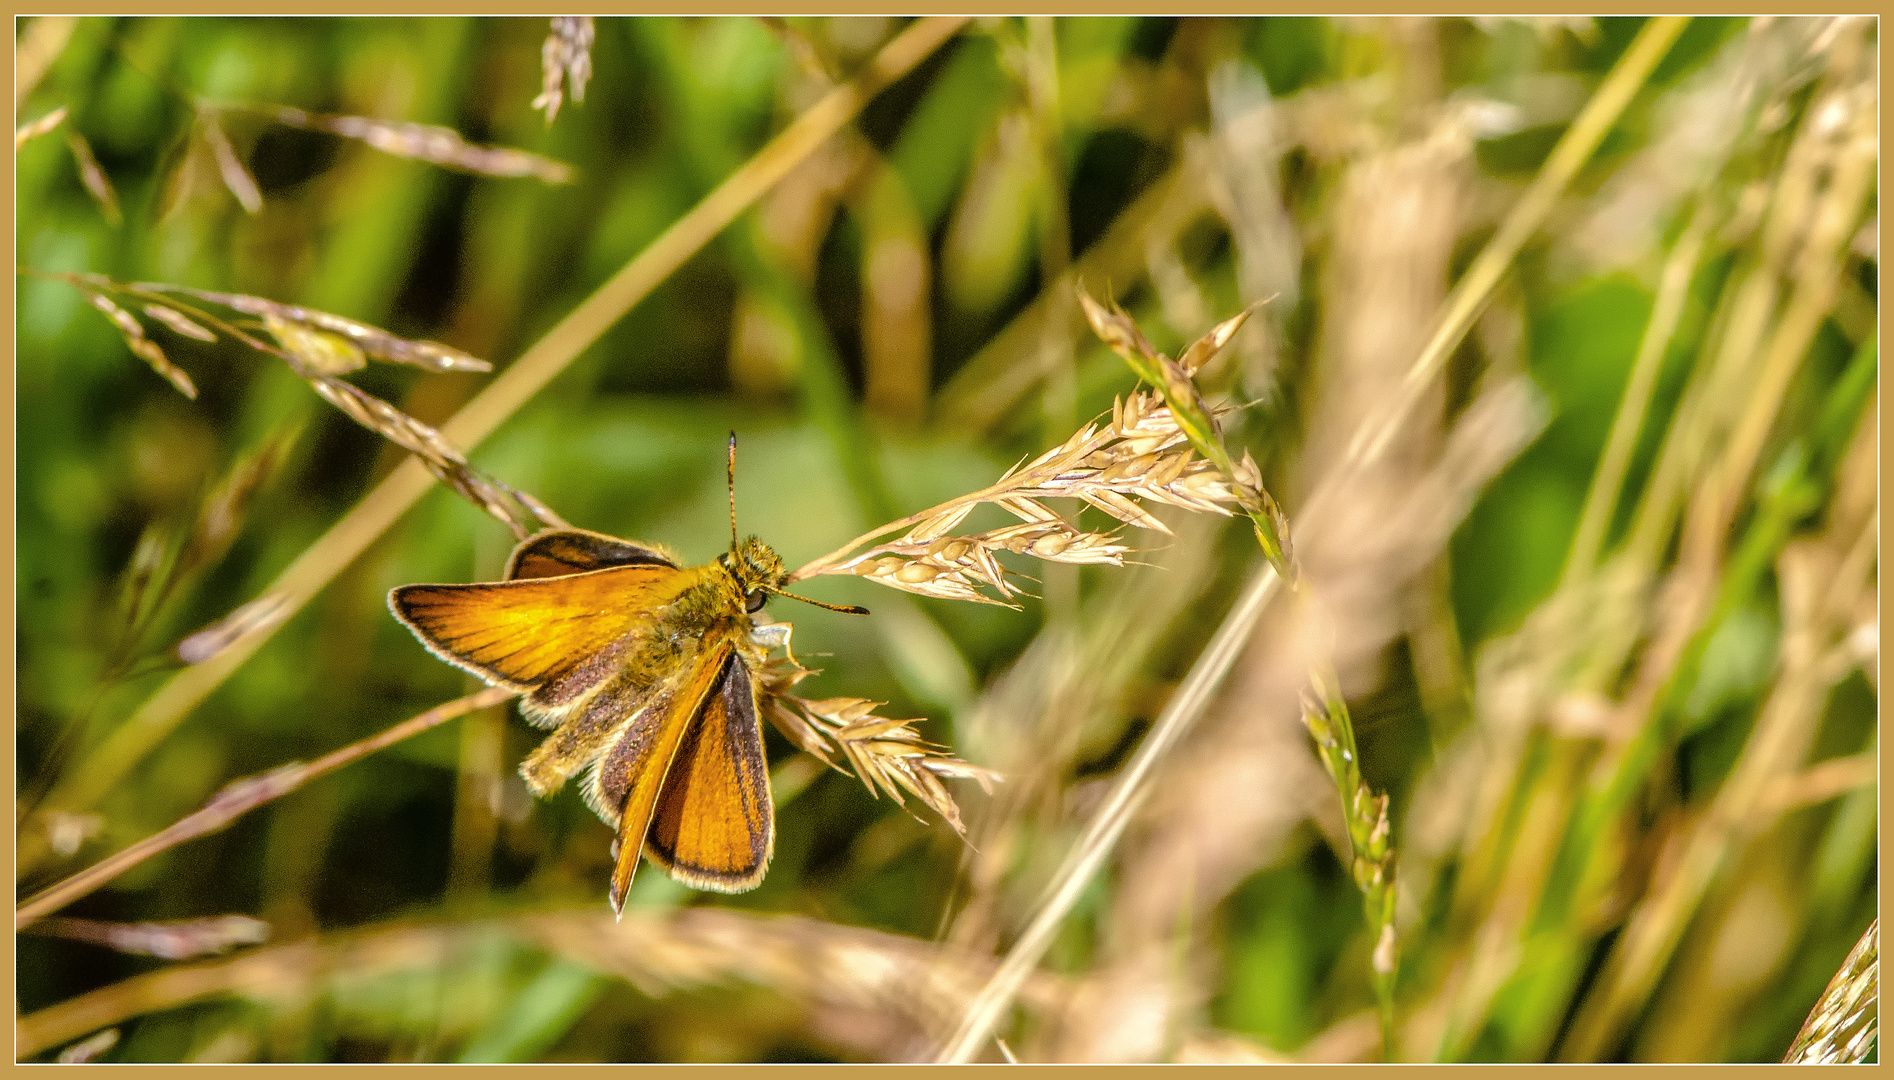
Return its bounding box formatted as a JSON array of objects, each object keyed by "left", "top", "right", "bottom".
[
  {"left": 175, "top": 593, "right": 291, "bottom": 666},
  {"left": 1077, "top": 287, "right": 1293, "bottom": 576},
  {"left": 136, "top": 283, "right": 492, "bottom": 373},
  {"left": 26, "top": 916, "right": 271, "bottom": 961},
  {"left": 1302, "top": 669, "right": 1399, "bottom": 1059},
  {"left": 260, "top": 105, "right": 574, "bottom": 184},
  {"left": 265, "top": 313, "right": 367, "bottom": 374},
  {"left": 1784, "top": 919, "right": 1878, "bottom": 1063},
  {"left": 55, "top": 272, "right": 553, "bottom": 539},
  {"left": 533, "top": 17, "right": 595, "bottom": 124},
  {"left": 140, "top": 303, "right": 216, "bottom": 342},
  {"left": 197, "top": 111, "right": 262, "bottom": 213},
  {"left": 15, "top": 105, "right": 67, "bottom": 149},
  {"left": 758, "top": 658, "right": 998, "bottom": 835},
  {"left": 793, "top": 383, "right": 1248, "bottom": 602},
  {"left": 81, "top": 291, "right": 194, "bottom": 397},
  {"left": 295, "top": 371, "right": 553, "bottom": 539},
  {"left": 153, "top": 122, "right": 209, "bottom": 225},
  {"left": 65, "top": 128, "right": 121, "bottom": 226},
  {"left": 56, "top": 1029, "right": 118, "bottom": 1064},
  {"left": 177, "top": 432, "right": 293, "bottom": 581}
]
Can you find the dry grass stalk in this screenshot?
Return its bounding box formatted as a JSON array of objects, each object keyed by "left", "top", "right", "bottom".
[
  {"left": 1751, "top": 749, "right": 1876, "bottom": 817},
  {"left": 15, "top": 687, "right": 513, "bottom": 929},
  {"left": 1093, "top": 99, "right": 1500, "bottom": 1062},
  {"left": 1343, "top": 16, "right": 1687, "bottom": 473},
  {"left": 26, "top": 916, "right": 272, "bottom": 961},
  {"left": 1415, "top": 26, "right": 1875, "bottom": 1058},
  {"left": 15, "top": 104, "right": 67, "bottom": 148},
  {"left": 1569, "top": 17, "right": 1825, "bottom": 273},
  {"left": 757, "top": 658, "right": 997, "bottom": 837},
  {"left": 533, "top": 17, "right": 595, "bottom": 124},
  {"left": 296, "top": 371, "right": 560, "bottom": 541},
  {"left": 21, "top": 907, "right": 1063, "bottom": 1062},
  {"left": 941, "top": 19, "right": 1683, "bottom": 1058},
  {"left": 15, "top": 15, "right": 77, "bottom": 105},
  {"left": 938, "top": 555, "right": 1288, "bottom": 1062},
  {"left": 935, "top": 300, "right": 1302, "bottom": 1062},
  {"left": 525, "top": 908, "right": 1065, "bottom": 1055},
  {"left": 1560, "top": 405, "right": 1878, "bottom": 1060},
  {"left": 943, "top": 513, "right": 1223, "bottom": 964},
  {"left": 258, "top": 105, "right": 574, "bottom": 184},
  {"left": 1784, "top": 918, "right": 1878, "bottom": 1063},
  {"left": 65, "top": 128, "right": 121, "bottom": 225},
  {"left": 15, "top": 18, "right": 969, "bottom": 869},
  {"left": 1567, "top": 16, "right": 1872, "bottom": 851}
]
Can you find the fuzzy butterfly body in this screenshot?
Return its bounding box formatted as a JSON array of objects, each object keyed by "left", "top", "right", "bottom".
[{"left": 389, "top": 526, "right": 796, "bottom": 911}]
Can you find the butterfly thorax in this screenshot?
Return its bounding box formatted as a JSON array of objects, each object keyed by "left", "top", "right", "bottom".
[{"left": 630, "top": 537, "right": 782, "bottom": 677}]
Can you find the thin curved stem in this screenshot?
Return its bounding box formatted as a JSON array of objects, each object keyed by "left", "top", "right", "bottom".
[
  {"left": 1343, "top": 16, "right": 1689, "bottom": 474},
  {"left": 17, "top": 688, "right": 512, "bottom": 930},
  {"left": 1561, "top": 203, "right": 1713, "bottom": 589}
]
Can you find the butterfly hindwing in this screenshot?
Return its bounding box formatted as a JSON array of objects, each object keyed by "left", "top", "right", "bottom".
[
  {"left": 644, "top": 649, "right": 773, "bottom": 893},
  {"left": 505, "top": 528, "right": 678, "bottom": 581},
  {"left": 387, "top": 564, "right": 689, "bottom": 706}
]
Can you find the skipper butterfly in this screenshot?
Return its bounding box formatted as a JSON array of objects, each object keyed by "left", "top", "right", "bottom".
[{"left": 389, "top": 435, "right": 864, "bottom": 913}]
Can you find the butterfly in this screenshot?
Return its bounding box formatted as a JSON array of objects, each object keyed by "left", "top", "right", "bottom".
[{"left": 388, "top": 435, "right": 864, "bottom": 914}]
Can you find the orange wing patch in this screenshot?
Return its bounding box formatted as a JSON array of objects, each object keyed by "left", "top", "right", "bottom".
[
  {"left": 644, "top": 653, "right": 773, "bottom": 893},
  {"left": 599, "top": 639, "right": 735, "bottom": 913},
  {"left": 388, "top": 564, "right": 688, "bottom": 705}
]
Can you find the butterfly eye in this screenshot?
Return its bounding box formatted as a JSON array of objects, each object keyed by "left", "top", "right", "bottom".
[{"left": 745, "top": 589, "right": 768, "bottom": 613}]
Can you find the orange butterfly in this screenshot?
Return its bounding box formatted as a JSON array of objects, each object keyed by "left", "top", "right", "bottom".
[{"left": 388, "top": 436, "right": 864, "bottom": 913}]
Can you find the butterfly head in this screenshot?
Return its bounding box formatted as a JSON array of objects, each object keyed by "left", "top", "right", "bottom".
[
  {"left": 721, "top": 536, "right": 788, "bottom": 614},
  {"left": 718, "top": 435, "right": 868, "bottom": 618}
]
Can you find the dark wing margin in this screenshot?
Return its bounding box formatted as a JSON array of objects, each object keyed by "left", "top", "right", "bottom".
[
  {"left": 505, "top": 528, "right": 677, "bottom": 581},
  {"left": 643, "top": 652, "right": 773, "bottom": 894}
]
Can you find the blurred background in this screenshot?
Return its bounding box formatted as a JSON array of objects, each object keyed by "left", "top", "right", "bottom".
[{"left": 14, "top": 16, "right": 1877, "bottom": 1063}]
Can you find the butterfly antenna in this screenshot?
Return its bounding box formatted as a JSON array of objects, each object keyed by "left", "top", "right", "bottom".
[
  {"left": 726, "top": 430, "right": 740, "bottom": 550},
  {"left": 769, "top": 587, "right": 869, "bottom": 615}
]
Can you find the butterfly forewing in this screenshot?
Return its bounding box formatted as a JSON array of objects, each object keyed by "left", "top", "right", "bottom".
[
  {"left": 388, "top": 564, "right": 687, "bottom": 702},
  {"left": 506, "top": 528, "right": 677, "bottom": 581},
  {"left": 644, "top": 651, "right": 773, "bottom": 893},
  {"left": 604, "top": 638, "right": 735, "bottom": 912}
]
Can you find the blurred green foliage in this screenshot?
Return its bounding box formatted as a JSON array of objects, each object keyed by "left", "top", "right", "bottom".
[{"left": 16, "top": 16, "right": 1875, "bottom": 1063}]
